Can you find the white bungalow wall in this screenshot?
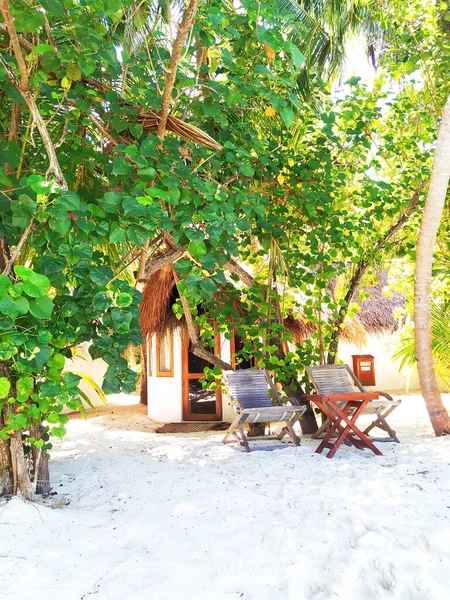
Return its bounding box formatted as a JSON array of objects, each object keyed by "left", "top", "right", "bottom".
[
  {"left": 338, "top": 332, "right": 448, "bottom": 393},
  {"left": 147, "top": 332, "right": 236, "bottom": 423},
  {"left": 147, "top": 331, "right": 183, "bottom": 422}
]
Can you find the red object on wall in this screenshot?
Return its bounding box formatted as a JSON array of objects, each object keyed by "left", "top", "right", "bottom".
[{"left": 352, "top": 355, "right": 376, "bottom": 386}]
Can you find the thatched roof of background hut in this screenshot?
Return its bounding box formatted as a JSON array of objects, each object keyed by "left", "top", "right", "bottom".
[
  {"left": 356, "top": 271, "right": 405, "bottom": 335},
  {"left": 139, "top": 268, "right": 367, "bottom": 345}
]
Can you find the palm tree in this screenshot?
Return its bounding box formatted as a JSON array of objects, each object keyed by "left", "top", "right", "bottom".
[{"left": 414, "top": 95, "right": 450, "bottom": 436}]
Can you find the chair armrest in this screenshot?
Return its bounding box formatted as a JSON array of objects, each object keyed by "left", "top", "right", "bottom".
[
  {"left": 375, "top": 391, "right": 395, "bottom": 402},
  {"left": 304, "top": 393, "right": 379, "bottom": 402},
  {"left": 282, "top": 396, "right": 301, "bottom": 406}
]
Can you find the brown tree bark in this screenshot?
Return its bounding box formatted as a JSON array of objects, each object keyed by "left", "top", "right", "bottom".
[
  {"left": 30, "top": 424, "right": 51, "bottom": 496},
  {"left": 0, "top": 411, "right": 12, "bottom": 497},
  {"left": 157, "top": 0, "right": 202, "bottom": 140},
  {"left": 0, "top": 363, "right": 35, "bottom": 500},
  {"left": 414, "top": 95, "right": 450, "bottom": 436}
]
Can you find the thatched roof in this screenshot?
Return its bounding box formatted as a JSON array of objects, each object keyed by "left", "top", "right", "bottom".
[
  {"left": 356, "top": 271, "right": 405, "bottom": 334},
  {"left": 139, "top": 268, "right": 367, "bottom": 345}
]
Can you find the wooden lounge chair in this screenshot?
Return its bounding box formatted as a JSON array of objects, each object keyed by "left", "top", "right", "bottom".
[
  {"left": 222, "top": 369, "right": 307, "bottom": 452},
  {"left": 306, "top": 364, "right": 402, "bottom": 443}
]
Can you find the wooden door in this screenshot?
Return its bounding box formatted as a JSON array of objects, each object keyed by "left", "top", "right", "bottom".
[{"left": 181, "top": 335, "right": 222, "bottom": 421}]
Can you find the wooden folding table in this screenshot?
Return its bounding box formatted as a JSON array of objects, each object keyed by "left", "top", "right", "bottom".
[{"left": 305, "top": 393, "right": 383, "bottom": 458}]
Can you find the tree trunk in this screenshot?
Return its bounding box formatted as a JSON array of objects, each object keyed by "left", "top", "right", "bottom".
[
  {"left": 30, "top": 424, "right": 51, "bottom": 496},
  {"left": 0, "top": 362, "right": 35, "bottom": 500},
  {"left": 0, "top": 411, "right": 12, "bottom": 497},
  {"left": 284, "top": 377, "right": 318, "bottom": 434},
  {"left": 414, "top": 95, "right": 450, "bottom": 436}
]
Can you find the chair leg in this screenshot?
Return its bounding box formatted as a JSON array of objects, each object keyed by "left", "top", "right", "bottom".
[
  {"left": 222, "top": 413, "right": 242, "bottom": 445},
  {"left": 311, "top": 419, "right": 331, "bottom": 439},
  {"left": 286, "top": 413, "right": 302, "bottom": 445},
  {"left": 237, "top": 421, "right": 250, "bottom": 452},
  {"left": 363, "top": 406, "right": 400, "bottom": 443}
]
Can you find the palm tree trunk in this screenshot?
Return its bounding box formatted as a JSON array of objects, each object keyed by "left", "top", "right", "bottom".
[{"left": 414, "top": 95, "right": 450, "bottom": 436}]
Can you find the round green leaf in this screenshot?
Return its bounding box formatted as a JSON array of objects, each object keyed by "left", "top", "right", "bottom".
[
  {"left": 29, "top": 296, "right": 54, "bottom": 319},
  {"left": 0, "top": 377, "right": 11, "bottom": 400},
  {"left": 23, "top": 273, "right": 51, "bottom": 298},
  {"left": 116, "top": 292, "right": 133, "bottom": 308},
  {"left": 0, "top": 274, "right": 12, "bottom": 299}
]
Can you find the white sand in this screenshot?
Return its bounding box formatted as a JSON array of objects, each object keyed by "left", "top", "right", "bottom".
[{"left": 1, "top": 394, "right": 450, "bottom": 600}]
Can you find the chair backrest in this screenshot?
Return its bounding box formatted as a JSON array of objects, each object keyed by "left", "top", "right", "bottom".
[
  {"left": 306, "top": 364, "right": 363, "bottom": 395},
  {"left": 223, "top": 369, "right": 276, "bottom": 409}
]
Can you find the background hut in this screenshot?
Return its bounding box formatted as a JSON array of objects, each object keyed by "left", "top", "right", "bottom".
[{"left": 139, "top": 267, "right": 368, "bottom": 423}]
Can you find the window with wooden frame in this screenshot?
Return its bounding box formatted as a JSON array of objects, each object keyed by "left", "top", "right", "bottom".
[{"left": 156, "top": 332, "right": 174, "bottom": 377}]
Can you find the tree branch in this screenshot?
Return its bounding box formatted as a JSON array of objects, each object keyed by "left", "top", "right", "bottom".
[
  {"left": 0, "top": 0, "right": 67, "bottom": 189},
  {"left": 143, "top": 246, "right": 187, "bottom": 280},
  {"left": 157, "top": 0, "right": 201, "bottom": 140},
  {"left": 2, "top": 219, "right": 35, "bottom": 277},
  {"left": 0, "top": 22, "right": 33, "bottom": 53},
  {"left": 172, "top": 271, "right": 233, "bottom": 371}
]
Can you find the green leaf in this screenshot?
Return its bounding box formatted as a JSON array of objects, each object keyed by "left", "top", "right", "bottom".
[
  {"left": 199, "top": 278, "right": 216, "bottom": 300},
  {"left": 49, "top": 216, "right": 72, "bottom": 234},
  {"left": 49, "top": 353, "right": 65, "bottom": 370},
  {"left": 127, "top": 225, "right": 149, "bottom": 246},
  {"left": 0, "top": 275, "right": 12, "bottom": 299},
  {"left": 27, "top": 174, "right": 57, "bottom": 194},
  {"left": 130, "top": 123, "right": 143, "bottom": 137},
  {"left": 173, "top": 258, "right": 192, "bottom": 275},
  {"left": 66, "top": 63, "right": 82, "bottom": 82},
  {"left": 138, "top": 187, "right": 171, "bottom": 202},
  {"left": 40, "top": 0, "right": 65, "bottom": 16},
  {"left": 204, "top": 98, "right": 220, "bottom": 117},
  {"left": 0, "top": 343, "right": 17, "bottom": 360},
  {"left": 51, "top": 425, "right": 67, "bottom": 438},
  {"left": 17, "top": 376, "right": 34, "bottom": 399},
  {"left": 0, "top": 296, "right": 28, "bottom": 319},
  {"left": 22, "top": 273, "right": 51, "bottom": 298},
  {"left": 111, "top": 308, "right": 133, "bottom": 333},
  {"left": 58, "top": 191, "right": 81, "bottom": 210},
  {"left": 103, "top": 0, "right": 123, "bottom": 17},
  {"left": 280, "top": 106, "right": 295, "bottom": 128},
  {"left": 112, "top": 156, "right": 132, "bottom": 176},
  {"left": 285, "top": 42, "right": 305, "bottom": 69},
  {"left": 188, "top": 241, "right": 207, "bottom": 260},
  {"left": 116, "top": 292, "right": 132, "bottom": 308},
  {"left": 14, "top": 265, "right": 33, "bottom": 280},
  {"left": 123, "top": 197, "right": 147, "bottom": 217},
  {"left": 29, "top": 296, "right": 54, "bottom": 319},
  {"left": 92, "top": 292, "right": 112, "bottom": 311},
  {"left": 111, "top": 116, "right": 128, "bottom": 133},
  {"left": 90, "top": 266, "right": 113, "bottom": 287},
  {"left": 40, "top": 381, "right": 60, "bottom": 397},
  {"left": 137, "top": 167, "right": 157, "bottom": 181},
  {"left": 0, "top": 377, "right": 10, "bottom": 399},
  {"left": 14, "top": 296, "right": 29, "bottom": 316},
  {"left": 100, "top": 192, "right": 123, "bottom": 213},
  {"left": 109, "top": 222, "right": 127, "bottom": 242},
  {"left": 19, "top": 345, "right": 51, "bottom": 370},
  {"left": 11, "top": 195, "right": 36, "bottom": 228},
  {"left": 46, "top": 412, "right": 60, "bottom": 424}
]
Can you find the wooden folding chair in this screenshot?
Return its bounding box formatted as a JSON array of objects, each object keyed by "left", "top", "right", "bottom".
[
  {"left": 222, "top": 369, "right": 306, "bottom": 452},
  {"left": 306, "top": 364, "right": 402, "bottom": 443}
]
